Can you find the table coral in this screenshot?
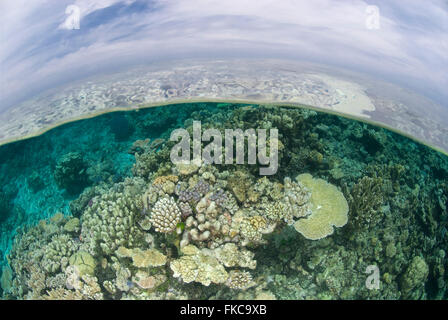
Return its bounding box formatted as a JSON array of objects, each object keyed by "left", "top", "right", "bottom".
[{"left": 293, "top": 173, "right": 348, "bottom": 240}]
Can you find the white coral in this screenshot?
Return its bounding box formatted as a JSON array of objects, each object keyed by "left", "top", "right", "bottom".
[{"left": 150, "top": 196, "right": 181, "bottom": 233}]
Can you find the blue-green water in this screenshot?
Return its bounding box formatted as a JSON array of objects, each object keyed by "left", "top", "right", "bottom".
[{"left": 0, "top": 102, "right": 447, "bottom": 299}]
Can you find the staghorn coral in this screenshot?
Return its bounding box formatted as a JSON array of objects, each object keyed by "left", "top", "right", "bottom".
[
  {"left": 348, "top": 176, "right": 384, "bottom": 231},
  {"left": 293, "top": 173, "right": 348, "bottom": 240}
]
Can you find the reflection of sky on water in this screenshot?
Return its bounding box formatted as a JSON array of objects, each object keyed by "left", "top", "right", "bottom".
[{"left": 0, "top": 0, "right": 447, "bottom": 111}]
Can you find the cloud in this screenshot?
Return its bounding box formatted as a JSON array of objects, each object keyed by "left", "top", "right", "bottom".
[{"left": 1, "top": 0, "right": 447, "bottom": 110}]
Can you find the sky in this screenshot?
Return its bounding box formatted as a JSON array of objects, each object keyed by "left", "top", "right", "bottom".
[{"left": 0, "top": 0, "right": 447, "bottom": 111}]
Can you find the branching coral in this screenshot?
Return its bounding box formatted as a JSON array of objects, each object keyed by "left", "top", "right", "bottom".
[
  {"left": 348, "top": 176, "right": 384, "bottom": 231},
  {"left": 42, "top": 234, "right": 78, "bottom": 273},
  {"left": 80, "top": 179, "right": 145, "bottom": 255}
]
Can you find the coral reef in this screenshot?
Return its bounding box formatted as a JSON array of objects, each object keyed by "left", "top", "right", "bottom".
[
  {"left": 1, "top": 102, "right": 447, "bottom": 300},
  {"left": 54, "top": 152, "right": 90, "bottom": 194}
]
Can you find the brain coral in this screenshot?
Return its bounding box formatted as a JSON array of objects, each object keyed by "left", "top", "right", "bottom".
[{"left": 293, "top": 173, "right": 348, "bottom": 240}]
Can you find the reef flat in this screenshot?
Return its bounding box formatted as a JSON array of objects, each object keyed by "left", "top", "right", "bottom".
[
  {"left": 0, "top": 102, "right": 447, "bottom": 300},
  {"left": 1, "top": 59, "right": 447, "bottom": 154}
]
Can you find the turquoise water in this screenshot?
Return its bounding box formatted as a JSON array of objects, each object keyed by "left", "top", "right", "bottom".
[{"left": 0, "top": 102, "right": 447, "bottom": 299}]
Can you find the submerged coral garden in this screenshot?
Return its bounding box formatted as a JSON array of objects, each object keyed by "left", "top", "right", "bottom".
[{"left": 0, "top": 102, "right": 447, "bottom": 300}]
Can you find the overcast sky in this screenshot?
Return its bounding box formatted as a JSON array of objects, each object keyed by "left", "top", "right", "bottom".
[{"left": 0, "top": 0, "right": 447, "bottom": 111}]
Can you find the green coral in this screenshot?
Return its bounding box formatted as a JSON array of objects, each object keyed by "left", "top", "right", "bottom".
[
  {"left": 80, "top": 178, "right": 145, "bottom": 255},
  {"left": 69, "top": 251, "right": 96, "bottom": 277},
  {"left": 42, "top": 234, "right": 78, "bottom": 273},
  {"left": 401, "top": 256, "right": 429, "bottom": 299},
  {"left": 54, "top": 152, "right": 90, "bottom": 194},
  {"left": 347, "top": 176, "right": 384, "bottom": 231}
]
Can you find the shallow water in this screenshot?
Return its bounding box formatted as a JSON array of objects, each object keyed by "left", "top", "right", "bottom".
[{"left": 0, "top": 102, "right": 447, "bottom": 300}]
